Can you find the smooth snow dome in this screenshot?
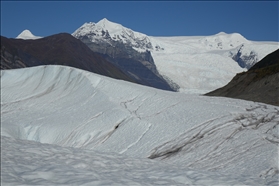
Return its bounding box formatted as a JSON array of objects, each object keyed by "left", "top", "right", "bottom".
[
  {"left": 1, "top": 65, "right": 278, "bottom": 185},
  {"left": 16, "top": 29, "right": 42, "bottom": 40}
]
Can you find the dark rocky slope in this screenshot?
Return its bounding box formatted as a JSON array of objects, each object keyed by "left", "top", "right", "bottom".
[
  {"left": 205, "top": 49, "right": 279, "bottom": 106},
  {"left": 1, "top": 33, "right": 136, "bottom": 83},
  {"left": 75, "top": 35, "right": 175, "bottom": 91}
]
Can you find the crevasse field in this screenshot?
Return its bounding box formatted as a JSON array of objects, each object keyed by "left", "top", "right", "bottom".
[{"left": 1, "top": 65, "right": 278, "bottom": 185}]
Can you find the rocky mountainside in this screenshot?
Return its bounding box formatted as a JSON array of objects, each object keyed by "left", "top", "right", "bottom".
[
  {"left": 1, "top": 33, "right": 135, "bottom": 83},
  {"left": 205, "top": 49, "right": 279, "bottom": 106},
  {"left": 72, "top": 18, "right": 175, "bottom": 91}
]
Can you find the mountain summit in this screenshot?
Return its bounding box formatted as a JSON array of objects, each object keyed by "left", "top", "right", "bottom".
[
  {"left": 95, "top": 18, "right": 125, "bottom": 35},
  {"left": 73, "top": 18, "right": 152, "bottom": 52},
  {"left": 16, "top": 29, "right": 42, "bottom": 40}
]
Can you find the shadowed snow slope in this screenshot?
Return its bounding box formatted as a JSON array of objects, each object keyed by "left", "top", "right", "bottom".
[{"left": 1, "top": 65, "right": 279, "bottom": 185}]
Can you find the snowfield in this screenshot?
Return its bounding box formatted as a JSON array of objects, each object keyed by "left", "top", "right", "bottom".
[
  {"left": 1, "top": 65, "right": 278, "bottom": 185},
  {"left": 149, "top": 34, "right": 279, "bottom": 94}
]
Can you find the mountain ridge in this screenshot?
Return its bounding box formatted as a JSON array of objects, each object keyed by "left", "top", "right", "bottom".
[{"left": 1, "top": 33, "right": 136, "bottom": 83}]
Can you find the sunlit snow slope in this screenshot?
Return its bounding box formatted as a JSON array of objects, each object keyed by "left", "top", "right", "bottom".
[
  {"left": 1, "top": 65, "right": 279, "bottom": 185},
  {"left": 149, "top": 33, "right": 279, "bottom": 93}
]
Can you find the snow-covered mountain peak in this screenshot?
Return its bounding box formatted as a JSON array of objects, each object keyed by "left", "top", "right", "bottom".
[
  {"left": 95, "top": 18, "right": 123, "bottom": 34},
  {"left": 72, "top": 18, "right": 153, "bottom": 52},
  {"left": 16, "top": 29, "right": 42, "bottom": 40},
  {"left": 215, "top": 31, "right": 227, "bottom": 35}
]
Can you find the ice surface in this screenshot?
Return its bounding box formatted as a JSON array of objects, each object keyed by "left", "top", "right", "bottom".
[{"left": 1, "top": 65, "right": 278, "bottom": 185}]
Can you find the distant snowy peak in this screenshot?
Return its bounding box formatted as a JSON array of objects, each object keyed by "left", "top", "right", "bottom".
[
  {"left": 16, "top": 29, "right": 42, "bottom": 40},
  {"left": 72, "top": 18, "right": 153, "bottom": 52},
  {"left": 199, "top": 32, "right": 250, "bottom": 50}
]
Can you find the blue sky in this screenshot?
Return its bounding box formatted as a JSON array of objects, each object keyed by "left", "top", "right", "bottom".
[{"left": 1, "top": 1, "right": 278, "bottom": 41}]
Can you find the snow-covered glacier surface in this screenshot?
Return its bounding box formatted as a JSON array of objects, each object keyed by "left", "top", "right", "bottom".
[
  {"left": 1, "top": 65, "right": 279, "bottom": 185},
  {"left": 149, "top": 33, "right": 279, "bottom": 93}
]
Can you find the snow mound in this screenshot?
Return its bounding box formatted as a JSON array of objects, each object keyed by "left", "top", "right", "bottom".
[
  {"left": 1, "top": 65, "right": 278, "bottom": 185},
  {"left": 16, "top": 29, "right": 42, "bottom": 40}
]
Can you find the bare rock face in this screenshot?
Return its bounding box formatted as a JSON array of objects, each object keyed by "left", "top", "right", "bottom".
[
  {"left": 205, "top": 49, "right": 279, "bottom": 106},
  {"left": 0, "top": 34, "right": 136, "bottom": 83}
]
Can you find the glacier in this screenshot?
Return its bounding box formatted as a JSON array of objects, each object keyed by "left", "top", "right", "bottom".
[
  {"left": 72, "top": 18, "right": 279, "bottom": 94},
  {"left": 1, "top": 65, "right": 278, "bottom": 185}
]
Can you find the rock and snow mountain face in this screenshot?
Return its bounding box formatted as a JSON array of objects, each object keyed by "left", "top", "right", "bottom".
[
  {"left": 73, "top": 18, "right": 174, "bottom": 91},
  {"left": 1, "top": 65, "right": 278, "bottom": 185},
  {"left": 73, "top": 18, "right": 279, "bottom": 93},
  {"left": 73, "top": 18, "right": 153, "bottom": 52},
  {"left": 16, "top": 29, "right": 42, "bottom": 40}
]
